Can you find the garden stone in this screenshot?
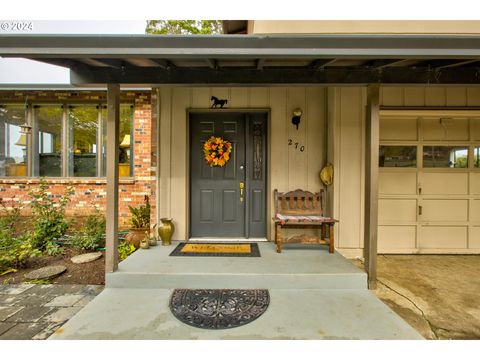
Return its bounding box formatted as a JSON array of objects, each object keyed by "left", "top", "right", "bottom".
[
  {"left": 25, "top": 265, "right": 67, "bottom": 280},
  {"left": 70, "top": 252, "right": 103, "bottom": 264}
]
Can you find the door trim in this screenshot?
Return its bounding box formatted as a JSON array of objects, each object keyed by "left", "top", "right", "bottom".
[{"left": 187, "top": 108, "right": 271, "bottom": 240}]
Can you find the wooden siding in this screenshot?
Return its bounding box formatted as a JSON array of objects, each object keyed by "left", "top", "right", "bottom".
[{"left": 157, "top": 87, "right": 326, "bottom": 241}]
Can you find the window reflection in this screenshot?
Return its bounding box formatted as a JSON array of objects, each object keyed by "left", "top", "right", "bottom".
[
  {"left": 68, "top": 106, "right": 98, "bottom": 177},
  {"left": 423, "top": 146, "right": 468, "bottom": 168},
  {"left": 35, "top": 106, "right": 63, "bottom": 177},
  {"left": 0, "top": 105, "right": 27, "bottom": 177},
  {"left": 475, "top": 147, "right": 480, "bottom": 168},
  {"left": 379, "top": 146, "right": 417, "bottom": 167}
]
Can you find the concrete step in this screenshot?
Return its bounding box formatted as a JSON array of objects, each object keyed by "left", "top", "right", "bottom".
[
  {"left": 106, "top": 242, "right": 367, "bottom": 290},
  {"left": 49, "top": 288, "right": 422, "bottom": 340}
]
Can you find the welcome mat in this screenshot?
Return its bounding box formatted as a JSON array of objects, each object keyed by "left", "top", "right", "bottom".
[
  {"left": 169, "top": 242, "right": 261, "bottom": 257},
  {"left": 170, "top": 289, "right": 270, "bottom": 329}
]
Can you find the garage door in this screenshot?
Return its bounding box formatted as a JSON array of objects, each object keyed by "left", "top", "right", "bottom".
[{"left": 378, "top": 110, "right": 480, "bottom": 254}]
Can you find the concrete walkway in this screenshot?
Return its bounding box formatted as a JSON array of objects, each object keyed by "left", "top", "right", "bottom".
[
  {"left": 49, "top": 243, "right": 422, "bottom": 340},
  {"left": 0, "top": 284, "right": 103, "bottom": 340}
]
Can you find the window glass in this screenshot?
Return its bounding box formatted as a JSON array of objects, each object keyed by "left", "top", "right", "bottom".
[
  {"left": 35, "top": 106, "right": 63, "bottom": 177},
  {"left": 379, "top": 146, "right": 417, "bottom": 167},
  {"left": 475, "top": 147, "right": 480, "bottom": 168},
  {"left": 102, "top": 104, "right": 134, "bottom": 177},
  {"left": 423, "top": 146, "right": 468, "bottom": 168},
  {"left": 68, "top": 106, "right": 98, "bottom": 177},
  {"left": 0, "top": 105, "right": 27, "bottom": 177}
]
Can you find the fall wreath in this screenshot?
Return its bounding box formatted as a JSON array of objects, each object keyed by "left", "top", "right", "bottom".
[{"left": 203, "top": 136, "right": 232, "bottom": 167}]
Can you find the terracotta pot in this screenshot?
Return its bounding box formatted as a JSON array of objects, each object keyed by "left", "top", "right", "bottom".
[
  {"left": 125, "top": 228, "right": 149, "bottom": 249},
  {"left": 158, "top": 218, "right": 175, "bottom": 246}
]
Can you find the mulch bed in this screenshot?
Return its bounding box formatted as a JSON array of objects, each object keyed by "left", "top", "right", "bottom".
[{"left": 0, "top": 247, "right": 105, "bottom": 285}]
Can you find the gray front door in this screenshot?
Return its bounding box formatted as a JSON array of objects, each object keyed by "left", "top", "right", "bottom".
[{"left": 189, "top": 112, "right": 267, "bottom": 238}]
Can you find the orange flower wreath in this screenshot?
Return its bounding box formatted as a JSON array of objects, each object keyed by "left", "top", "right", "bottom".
[{"left": 203, "top": 136, "right": 232, "bottom": 167}]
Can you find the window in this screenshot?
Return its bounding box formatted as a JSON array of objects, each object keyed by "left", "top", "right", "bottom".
[
  {"left": 0, "top": 102, "right": 135, "bottom": 178},
  {"left": 101, "top": 104, "right": 134, "bottom": 177},
  {"left": 34, "top": 105, "right": 63, "bottom": 177},
  {"left": 423, "top": 146, "right": 468, "bottom": 168},
  {"left": 379, "top": 146, "right": 417, "bottom": 167},
  {"left": 68, "top": 105, "right": 99, "bottom": 177},
  {"left": 0, "top": 105, "right": 27, "bottom": 177}
]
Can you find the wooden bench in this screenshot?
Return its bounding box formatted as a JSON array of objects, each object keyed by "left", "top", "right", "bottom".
[{"left": 273, "top": 189, "right": 337, "bottom": 253}]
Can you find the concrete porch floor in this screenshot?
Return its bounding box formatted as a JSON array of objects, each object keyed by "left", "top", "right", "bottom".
[{"left": 49, "top": 242, "right": 422, "bottom": 340}]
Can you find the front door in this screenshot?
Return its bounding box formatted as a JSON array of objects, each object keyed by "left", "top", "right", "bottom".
[{"left": 189, "top": 111, "right": 267, "bottom": 238}]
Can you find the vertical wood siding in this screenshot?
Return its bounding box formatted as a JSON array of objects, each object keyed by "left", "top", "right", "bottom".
[{"left": 157, "top": 87, "right": 326, "bottom": 240}]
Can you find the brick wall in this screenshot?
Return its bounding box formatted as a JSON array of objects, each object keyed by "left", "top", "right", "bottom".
[{"left": 0, "top": 90, "right": 156, "bottom": 229}]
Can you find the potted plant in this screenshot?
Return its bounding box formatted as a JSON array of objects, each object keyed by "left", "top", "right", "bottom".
[{"left": 125, "top": 195, "right": 150, "bottom": 249}]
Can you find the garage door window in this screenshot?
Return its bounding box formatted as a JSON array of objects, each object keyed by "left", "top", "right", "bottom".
[
  {"left": 475, "top": 147, "right": 480, "bottom": 168},
  {"left": 379, "top": 146, "right": 416, "bottom": 167},
  {"left": 423, "top": 146, "right": 468, "bottom": 168}
]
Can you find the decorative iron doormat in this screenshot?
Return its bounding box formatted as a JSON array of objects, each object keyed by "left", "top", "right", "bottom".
[
  {"left": 169, "top": 242, "right": 261, "bottom": 257},
  {"left": 170, "top": 289, "right": 270, "bottom": 330}
]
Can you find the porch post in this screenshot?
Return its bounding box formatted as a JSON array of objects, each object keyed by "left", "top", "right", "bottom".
[
  {"left": 105, "top": 83, "right": 120, "bottom": 273},
  {"left": 364, "top": 85, "right": 380, "bottom": 290}
]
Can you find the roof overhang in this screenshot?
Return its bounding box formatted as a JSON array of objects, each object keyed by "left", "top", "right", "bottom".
[{"left": 1, "top": 34, "right": 480, "bottom": 86}]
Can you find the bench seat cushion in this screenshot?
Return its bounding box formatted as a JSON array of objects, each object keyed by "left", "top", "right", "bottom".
[{"left": 274, "top": 214, "right": 336, "bottom": 225}]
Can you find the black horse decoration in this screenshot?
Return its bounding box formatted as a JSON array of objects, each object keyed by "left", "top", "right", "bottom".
[{"left": 211, "top": 96, "right": 228, "bottom": 109}]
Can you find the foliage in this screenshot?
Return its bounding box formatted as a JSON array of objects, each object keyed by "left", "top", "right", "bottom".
[
  {"left": 145, "top": 20, "right": 222, "bottom": 35},
  {"left": 72, "top": 211, "right": 106, "bottom": 251},
  {"left": 0, "top": 199, "right": 21, "bottom": 240},
  {"left": 128, "top": 195, "right": 151, "bottom": 229},
  {"left": 0, "top": 236, "right": 42, "bottom": 273},
  {"left": 118, "top": 241, "right": 136, "bottom": 261},
  {"left": 45, "top": 241, "right": 64, "bottom": 256},
  {"left": 27, "top": 179, "right": 73, "bottom": 252}
]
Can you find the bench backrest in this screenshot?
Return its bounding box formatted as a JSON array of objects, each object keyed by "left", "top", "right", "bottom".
[{"left": 274, "top": 189, "right": 324, "bottom": 216}]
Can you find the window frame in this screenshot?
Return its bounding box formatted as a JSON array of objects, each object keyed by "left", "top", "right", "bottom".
[{"left": 0, "top": 101, "right": 135, "bottom": 179}]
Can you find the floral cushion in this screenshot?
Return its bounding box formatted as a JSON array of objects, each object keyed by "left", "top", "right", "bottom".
[{"left": 274, "top": 214, "right": 336, "bottom": 225}]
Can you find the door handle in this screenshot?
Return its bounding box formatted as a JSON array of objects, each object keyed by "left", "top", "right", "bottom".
[
  {"left": 239, "top": 181, "right": 245, "bottom": 203},
  {"left": 418, "top": 205, "right": 423, "bottom": 216}
]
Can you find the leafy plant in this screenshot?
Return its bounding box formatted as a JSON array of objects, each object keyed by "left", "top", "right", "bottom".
[
  {"left": 45, "top": 241, "right": 64, "bottom": 256},
  {"left": 118, "top": 241, "right": 136, "bottom": 261},
  {"left": 72, "top": 211, "right": 106, "bottom": 251},
  {"left": 128, "top": 195, "right": 150, "bottom": 229},
  {"left": 27, "top": 179, "right": 73, "bottom": 251},
  {"left": 0, "top": 199, "right": 21, "bottom": 241},
  {"left": 0, "top": 236, "right": 42, "bottom": 273}
]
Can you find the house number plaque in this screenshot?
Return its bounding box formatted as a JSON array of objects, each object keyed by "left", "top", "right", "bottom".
[{"left": 288, "top": 139, "right": 305, "bottom": 152}]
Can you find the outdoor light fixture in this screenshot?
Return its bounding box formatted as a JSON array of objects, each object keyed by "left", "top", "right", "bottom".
[
  {"left": 19, "top": 122, "right": 32, "bottom": 135},
  {"left": 292, "top": 108, "right": 302, "bottom": 130}
]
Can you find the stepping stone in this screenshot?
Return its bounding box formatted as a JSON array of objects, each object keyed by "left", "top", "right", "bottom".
[
  {"left": 70, "top": 252, "right": 103, "bottom": 264},
  {"left": 25, "top": 266, "right": 67, "bottom": 281}
]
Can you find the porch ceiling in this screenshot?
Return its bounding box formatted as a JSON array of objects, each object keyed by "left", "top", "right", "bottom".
[{"left": 1, "top": 34, "right": 480, "bottom": 86}]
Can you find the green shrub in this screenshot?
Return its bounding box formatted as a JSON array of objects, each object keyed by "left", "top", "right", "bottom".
[
  {"left": 118, "top": 241, "right": 136, "bottom": 261},
  {"left": 0, "top": 236, "right": 42, "bottom": 273},
  {"left": 27, "top": 179, "right": 73, "bottom": 251},
  {"left": 72, "top": 212, "right": 106, "bottom": 251},
  {"left": 0, "top": 199, "right": 21, "bottom": 241}
]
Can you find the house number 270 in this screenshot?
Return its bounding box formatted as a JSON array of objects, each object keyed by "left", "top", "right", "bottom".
[{"left": 288, "top": 139, "right": 305, "bottom": 152}]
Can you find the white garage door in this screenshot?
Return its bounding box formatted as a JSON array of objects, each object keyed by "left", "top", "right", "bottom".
[{"left": 378, "top": 110, "right": 480, "bottom": 254}]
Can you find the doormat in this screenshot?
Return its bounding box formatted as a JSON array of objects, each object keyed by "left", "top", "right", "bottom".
[
  {"left": 169, "top": 242, "right": 261, "bottom": 257},
  {"left": 170, "top": 289, "right": 270, "bottom": 330}
]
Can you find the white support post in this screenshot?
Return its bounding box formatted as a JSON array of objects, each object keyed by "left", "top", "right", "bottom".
[{"left": 106, "top": 83, "right": 120, "bottom": 273}]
